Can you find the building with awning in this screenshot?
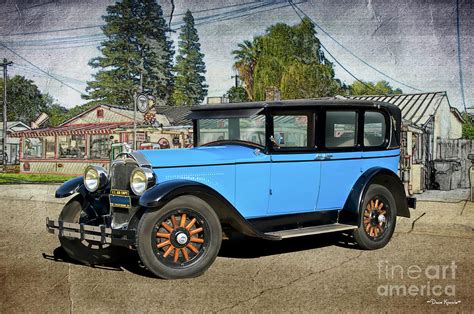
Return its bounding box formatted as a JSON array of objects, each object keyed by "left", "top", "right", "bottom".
[
  {"left": 11, "top": 104, "right": 192, "bottom": 175},
  {"left": 348, "top": 91, "right": 464, "bottom": 193}
]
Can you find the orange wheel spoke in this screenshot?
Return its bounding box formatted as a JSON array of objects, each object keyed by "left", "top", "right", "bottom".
[
  {"left": 185, "top": 218, "right": 196, "bottom": 230},
  {"left": 180, "top": 213, "right": 187, "bottom": 227},
  {"left": 380, "top": 210, "right": 386, "bottom": 216},
  {"left": 181, "top": 248, "right": 189, "bottom": 261},
  {"left": 157, "top": 240, "right": 171, "bottom": 249},
  {"left": 190, "top": 237, "right": 204, "bottom": 244},
  {"left": 190, "top": 227, "right": 203, "bottom": 235},
  {"left": 374, "top": 227, "right": 379, "bottom": 237},
  {"left": 365, "top": 223, "right": 371, "bottom": 232},
  {"left": 375, "top": 199, "right": 379, "bottom": 209},
  {"left": 378, "top": 202, "right": 384, "bottom": 210},
  {"left": 163, "top": 245, "right": 174, "bottom": 257},
  {"left": 187, "top": 243, "right": 199, "bottom": 254},
  {"left": 156, "top": 232, "right": 170, "bottom": 239},
  {"left": 161, "top": 222, "right": 173, "bottom": 233},
  {"left": 173, "top": 248, "right": 180, "bottom": 263},
  {"left": 171, "top": 215, "right": 178, "bottom": 229}
]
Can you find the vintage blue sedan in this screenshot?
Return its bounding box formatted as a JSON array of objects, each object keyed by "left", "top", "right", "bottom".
[{"left": 47, "top": 99, "right": 416, "bottom": 279}]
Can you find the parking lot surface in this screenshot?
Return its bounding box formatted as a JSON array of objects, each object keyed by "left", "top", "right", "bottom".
[{"left": 1, "top": 185, "right": 472, "bottom": 312}]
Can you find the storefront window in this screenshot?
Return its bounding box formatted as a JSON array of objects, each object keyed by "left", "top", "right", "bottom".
[
  {"left": 58, "top": 135, "right": 86, "bottom": 159},
  {"left": 44, "top": 136, "right": 55, "bottom": 159},
  {"left": 90, "top": 134, "right": 112, "bottom": 159},
  {"left": 23, "top": 137, "right": 43, "bottom": 159}
]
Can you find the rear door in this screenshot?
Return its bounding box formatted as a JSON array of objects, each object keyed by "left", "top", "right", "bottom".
[
  {"left": 317, "top": 110, "right": 363, "bottom": 210},
  {"left": 267, "top": 111, "right": 321, "bottom": 215}
]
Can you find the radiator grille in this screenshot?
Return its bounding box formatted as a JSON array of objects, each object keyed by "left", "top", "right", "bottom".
[{"left": 110, "top": 161, "right": 138, "bottom": 191}]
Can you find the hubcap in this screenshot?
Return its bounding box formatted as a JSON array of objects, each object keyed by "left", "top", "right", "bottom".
[
  {"left": 154, "top": 211, "right": 206, "bottom": 265},
  {"left": 176, "top": 232, "right": 188, "bottom": 245},
  {"left": 363, "top": 198, "right": 388, "bottom": 239}
]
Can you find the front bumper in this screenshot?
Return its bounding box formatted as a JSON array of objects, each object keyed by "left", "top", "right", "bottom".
[{"left": 46, "top": 218, "right": 135, "bottom": 247}]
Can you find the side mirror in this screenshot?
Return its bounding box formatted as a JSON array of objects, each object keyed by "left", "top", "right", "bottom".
[{"left": 269, "top": 135, "right": 280, "bottom": 149}]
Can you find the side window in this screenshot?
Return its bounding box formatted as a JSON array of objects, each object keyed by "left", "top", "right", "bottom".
[
  {"left": 364, "top": 111, "right": 386, "bottom": 147},
  {"left": 273, "top": 114, "right": 309, "bottom": 148},
  {"left": 325, "top": 111, "right": 357, "bottom": 148}
]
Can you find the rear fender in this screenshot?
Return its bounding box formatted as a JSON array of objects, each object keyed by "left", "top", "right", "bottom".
[
  {"left": 339, "top": 167, "right": 410, "bottom": 226},
  {"left": 131, "top": 180, "right": 278, "bottom": 240}
]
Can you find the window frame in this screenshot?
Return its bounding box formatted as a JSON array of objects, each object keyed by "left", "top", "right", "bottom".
[
  {"left": 320, "top": 109, "right": 361, "bottom": 152},
  {"left": 361, "top": 109, "right": 390, "bottom": 151},
  {"left": 268, "top": 108, "right": 316, "bottom": 154}
]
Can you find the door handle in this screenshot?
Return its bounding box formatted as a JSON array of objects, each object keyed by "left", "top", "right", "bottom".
[{"left": 315, "top": 154, "right": 333, "bottom": 160}]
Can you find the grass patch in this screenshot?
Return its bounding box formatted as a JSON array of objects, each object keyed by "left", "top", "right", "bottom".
[{"left": 0, "top": 173, "right": 76, "bottom": 184}]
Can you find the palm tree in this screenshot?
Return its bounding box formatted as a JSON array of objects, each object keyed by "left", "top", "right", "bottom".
[{"left": 232, "top": 39, "right": 259, "bottom": 100}]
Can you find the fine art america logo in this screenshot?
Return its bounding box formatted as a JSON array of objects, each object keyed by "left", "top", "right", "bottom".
[{"left": 377, "top": 260, "right": 461, "bottom": 305}]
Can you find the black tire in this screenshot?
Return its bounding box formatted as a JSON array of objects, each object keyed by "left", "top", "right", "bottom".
[
  {"left": 136, "top": 195, "right": 222, "bottom": 279},
  {"left": 353, "top": 184, "right": 397, "bottom": 250},
  {"left": 59, "top": 195, "right": 124, "bottom": 265}
]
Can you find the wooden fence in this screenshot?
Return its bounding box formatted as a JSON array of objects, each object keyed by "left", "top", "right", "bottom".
[{"left": 435, "top": 139, "right": 474, "bottom": 189}]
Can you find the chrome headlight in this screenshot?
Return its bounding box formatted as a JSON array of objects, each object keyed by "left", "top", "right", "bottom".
[
  {"left": 130, "top": 167, "right": 155, "bottom": 195},
  {"left": 84, "top": 166, "right": 108, "bottom": 192}
]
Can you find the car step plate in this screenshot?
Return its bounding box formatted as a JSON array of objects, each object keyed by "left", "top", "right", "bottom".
[{"left": 265, "top": 223, "right": 357, "bottom": 239}]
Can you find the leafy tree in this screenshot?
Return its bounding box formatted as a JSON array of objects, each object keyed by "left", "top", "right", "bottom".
[
  {"left": 84, "top": 0, "right": 174, "bottom": 107},
  {"left": 233, "top": 18, "right": 339, "bottom": 101},
  {"left": 0, "top": 75, "right": 47, "bottom": 123},
  {"left": 226, "top": 86, "right": 249, "bottom": 103},
  {"left": 462, "top": 113, "right": 474, "bottom": 139},
  {"left": 281, "top": 63, "right": 342, "bottom": 99},
  {"left": 348, "top": 80, "right": 403, "bottom": 96},
  {"left": 232, "top": 39, "right": 259, "bottom": 100},
  {"left": 172, "top": 10, "right": 208, "bottom": 106},
  {"left": 43, "top": 94, "right": 68, "bottom": 127}
]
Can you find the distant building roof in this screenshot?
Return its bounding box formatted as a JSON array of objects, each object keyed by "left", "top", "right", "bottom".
[
  {"left": 348, "top": 91, "right": 455, "bottom": 127},
  {"left": 155, "top": 106, "right": 192, "bottom": 126},
  {"left": 0, "top": 121, "right": 30, "bottom": 132}
]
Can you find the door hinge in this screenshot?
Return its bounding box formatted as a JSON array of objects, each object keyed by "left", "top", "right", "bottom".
[{"left": 269, "top": 189, "right": 273, "bottom": 195}]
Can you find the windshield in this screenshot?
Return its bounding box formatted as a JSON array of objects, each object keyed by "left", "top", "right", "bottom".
[{"left": 196, "top": 115, "right": 266, "bottom": 147}]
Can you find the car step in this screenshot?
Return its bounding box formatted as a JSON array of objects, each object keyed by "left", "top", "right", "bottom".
[{"left": 265, "top": 223, "right": 357, "bottom": 239}]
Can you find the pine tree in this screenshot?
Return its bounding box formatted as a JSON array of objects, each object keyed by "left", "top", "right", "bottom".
[
  {"left": 173, "top": 10, "right": 208, "bottom": 106},
  {"left": 84, "top": 0, "right": 174, "bottom": 107}
]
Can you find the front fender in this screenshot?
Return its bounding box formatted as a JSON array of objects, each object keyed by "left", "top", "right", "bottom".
[
  {"left": 138, "top": 180, "right": 279, "bottom": 241},
  {"left": 339, "top": 167, "right": 410, "bottom": 226},
  {"left": 55, "top": 176, "right": 85, "bottom": 198}
]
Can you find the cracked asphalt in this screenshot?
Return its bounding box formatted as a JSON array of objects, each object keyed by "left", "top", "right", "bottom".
[{"left": 1, "top": 185, "right": 473, "bottom": 313}]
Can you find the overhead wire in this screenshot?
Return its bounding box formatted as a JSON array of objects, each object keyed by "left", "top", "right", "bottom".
[{"left": 289, "top": 1, "right": 422, "bottom": 92}]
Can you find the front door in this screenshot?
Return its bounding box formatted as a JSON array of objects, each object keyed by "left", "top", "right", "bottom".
[{"left": 267, "top": 112, "right": 321, "bottom": 215}]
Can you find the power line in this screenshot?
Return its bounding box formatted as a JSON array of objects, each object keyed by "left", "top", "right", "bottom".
[
  {"left": 0, "top": 41, "right": 86, "bottom": 96},
  {"left": 0, "top": 1, "right": 55, "bottom": 16},
  {"left": 288, "top": 1, "right": 373, "bottom": 89},
  {"left": 456, "top": 0, "right": 466, "bottom": 111},
  {"left": 290, "top": 1, "right": 423, "bottom": 92}
]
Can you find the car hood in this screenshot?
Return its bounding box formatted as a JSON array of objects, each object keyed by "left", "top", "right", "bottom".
[{"left": 138, "top": 145, "right": 266, "bottom": 168}]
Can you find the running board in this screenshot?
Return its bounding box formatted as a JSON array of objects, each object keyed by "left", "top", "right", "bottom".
[{"left": 264, "top": 223, "right": 357, "bottom": 239}]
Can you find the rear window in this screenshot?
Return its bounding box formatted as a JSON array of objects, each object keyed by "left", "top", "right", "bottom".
[
  {"left": 325, "top": 111, "right": 357, "bottom": 148},
  {"left": 364, "top": 111, "right": 386, "bottom": 147}
]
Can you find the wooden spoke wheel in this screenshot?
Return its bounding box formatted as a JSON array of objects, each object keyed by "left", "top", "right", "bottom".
[
  {"left": 353, "top": 184, "right": 397, "bottom": 250},
  {"left": 153, "top": 210, "right": 208, "bottom": 267},
  {"left": 136, "top": 195, "right": 222, "bottom": 279},
  {"left": 363, "top": 198, "right": 389, "bottom": 240}
]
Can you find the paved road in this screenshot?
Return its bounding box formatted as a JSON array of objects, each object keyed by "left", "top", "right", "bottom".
[{"left": 0, "top": 185, "right": 473, "bottom": 313}]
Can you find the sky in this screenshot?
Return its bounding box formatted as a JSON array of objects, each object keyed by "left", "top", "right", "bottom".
[{"left": 0, "top": 0, "right": 472, "bottom": 111}]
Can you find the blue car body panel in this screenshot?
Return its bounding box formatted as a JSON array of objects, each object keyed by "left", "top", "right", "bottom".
[
  {"left": 140, "top": 145, "right": 400, "bottom": 219},
  {"left": 269, "top": 153, "right": 320, "bottom": 215}
]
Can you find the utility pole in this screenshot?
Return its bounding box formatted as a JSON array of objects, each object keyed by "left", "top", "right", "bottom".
[
  {"left": 1, "top": 58, "right": 13, "bottom": 172},
  {"left": 133, "top": 56, "right": 144, "bottom": 151},
  {"left": 231, "top": 74, "right": 240, "bottom": 88}
]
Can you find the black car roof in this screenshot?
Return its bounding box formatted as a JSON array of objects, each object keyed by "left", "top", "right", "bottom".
[
  {"left": 191, "top": 98, "right": 399, "bottom": 111},
  {"left": 189, "top": 98, "right": 401, "bottom": 121}
]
